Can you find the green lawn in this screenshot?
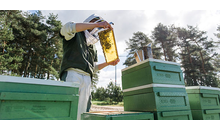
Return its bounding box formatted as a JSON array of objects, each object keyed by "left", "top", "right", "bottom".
[{"left": 92, "top": 100, "right": 124, "bottom": 106}]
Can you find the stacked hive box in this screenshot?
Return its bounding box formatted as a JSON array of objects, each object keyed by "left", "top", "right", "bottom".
[
  {"left": 0, "top": 75, "right": 79, "bottom": 120},
  {"left": 122, "top": 58, "right": 193, "bottom": 120},
  {"left": 186, "top": 86, "right": 220, "bottom": 120},
  {"left": 81, "top": 111, "right": 154, "bottom": 120}
]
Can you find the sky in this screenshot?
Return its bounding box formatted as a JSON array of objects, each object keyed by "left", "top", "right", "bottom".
[{"left": 36, "top": 10, "right": 220, "bottom": 88}]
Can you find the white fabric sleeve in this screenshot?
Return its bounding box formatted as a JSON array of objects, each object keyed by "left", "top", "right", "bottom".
[
  {"left": 94, "top": 62, "right": 99, "bottom": 72},
  {"left": 60, "top": 21, "right": 77, "bottom": 41}
]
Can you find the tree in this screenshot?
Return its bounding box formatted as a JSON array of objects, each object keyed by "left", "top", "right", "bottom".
[
  {"left": 213, "top": 25, "right": 220, "bottom": 72},
  {"left": 176, "top": 25, "right": 218, "bottom": 87},
  {"left": 17, "top": 11, "right": 48, "bottom": 78},
  {"left": 152, "top": 23, "right": 178, "bottom": 61},
  {"left": 106, "top": 81, "right": 123, "bottom": 104},
  {"left": 123, "top": 31, "right": 152, "bottom": 67},
  {"left": 92, "top": 86, "right": 107, "bottom": 101},
  {"left": 213, "top": 25, "right": 220, "bottom": 87},
  {"left": 91, "top": 81, "right": 123, "bottom": 104},
  {"left": 0, "top": 10, "right": 24, "bottom": 75},
  {"left": 42, "top": 13, "right": 63, "bottom": 79},
  {"left": 0, "top": 10, "right": 63, "bottom": 80}
]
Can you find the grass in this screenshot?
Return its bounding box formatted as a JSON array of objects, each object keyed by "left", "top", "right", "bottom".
[{"left": 92, "top": 100, "right": 124, "bottom": 106}]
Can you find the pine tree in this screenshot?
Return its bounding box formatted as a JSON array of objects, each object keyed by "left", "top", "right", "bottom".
[
  {"left": 42, "top": 13, "right": 63, "bottom": 79},
  {"left": 0, "top": 10, "right": 64, "bottom": 80},
  {"left": 177, "top": 25, "right": 218, "bottom": 87},
  {"left": 152, "top": 23, "right": 178, "bottom": 61},
  {"left": 0, "top": 10, "right": 24, "bottom": 75},
  {"left": 213, "top": 25, "right": 220, "bottom": 87}
]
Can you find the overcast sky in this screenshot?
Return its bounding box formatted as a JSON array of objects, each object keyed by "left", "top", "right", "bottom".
[{"left": 33, "top": 10, "right": 220, "bottom": 87}]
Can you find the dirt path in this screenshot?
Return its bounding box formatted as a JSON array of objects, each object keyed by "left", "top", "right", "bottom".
[{"left": 90, "top": 105, "right": 124, "bottom": 112}]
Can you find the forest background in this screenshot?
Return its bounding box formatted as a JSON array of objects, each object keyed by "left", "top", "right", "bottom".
[{"left": 1, "top": 10, "right": 220, "bottom": 103}]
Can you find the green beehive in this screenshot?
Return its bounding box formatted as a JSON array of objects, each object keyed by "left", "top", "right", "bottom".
[
  {"left": 123, "top": 84, "right": 190, "bottom": 112},
  {"left": 0, "top": 75, "right": 79, "bottom": 120},
  {"left": 81, "top": 111, "right": 154, "bottom": 120},
  {"left": 191, "top": 109, "right": 220, "bottom": 120},
  {"left": 122, "top": 59, "right": 184, "bottom": 90},
  {"left": 154, "top": 110, "right": 193, "bottom": 120},
  {"left": 186, "top": 86, "right": 220, "bottom": 110}
]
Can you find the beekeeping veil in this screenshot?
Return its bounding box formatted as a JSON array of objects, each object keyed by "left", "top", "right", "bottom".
[{"left": 84, "top": 14, "right": 104, "bottom": 46}]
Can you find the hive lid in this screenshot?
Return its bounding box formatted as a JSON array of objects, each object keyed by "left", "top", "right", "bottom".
[
  {"left": 122, "top": 58, "right": 181, "bottom": 72},
  {"left": 0, "top": 75, "right": 79, "bottom": 88}
]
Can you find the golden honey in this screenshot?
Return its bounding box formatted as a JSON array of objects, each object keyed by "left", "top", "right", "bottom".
[{"left": 98, "top": 29, "right": 119, "bottom": 63}]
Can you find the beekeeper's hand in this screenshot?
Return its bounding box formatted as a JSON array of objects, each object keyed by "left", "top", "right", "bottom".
[
  {"left": 97, "top": 21, "right": 113, "bottom": 30},
  {"left": 108, "top": 59, "right": 120, "bottom": 66}
]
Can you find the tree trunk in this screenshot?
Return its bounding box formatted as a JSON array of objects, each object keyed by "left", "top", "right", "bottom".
[
  {"left": 199, "top": 50, "right": 206, "bottom": 74},
  {"left": 24, "top": 48, "right": 31, "bottom": 77},
  {"left": 193, "top": 40, "right": 206, "bottom": 74},
  {"left": 3, "top": 41, "right": 6, "bottom": 53},
  {"left": 186, "top": 45, "right": 193, "bottom": 66},
  {"left": 34, "top": 64, "right": 38, "bottom": 78},
  {"left": 186, "top": 45, "right": 197, "bottom": 85},
  {"left": 161, "top": 41, "right": 167, "bottom": 61},
  {"left": 47, "top": 71, "right": 50, "bottom": 79}
]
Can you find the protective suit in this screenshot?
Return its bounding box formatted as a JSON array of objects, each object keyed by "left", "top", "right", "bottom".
[{"left": 60, "top": 14, "right": 104, "bottom": 120}]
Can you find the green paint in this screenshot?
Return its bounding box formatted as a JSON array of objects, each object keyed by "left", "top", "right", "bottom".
[
  {"left": 81, "top": 111, "right": 154, "bottom": 120},
  {"left": 122, "top": 60, "right": 185, "bottom": 90}
]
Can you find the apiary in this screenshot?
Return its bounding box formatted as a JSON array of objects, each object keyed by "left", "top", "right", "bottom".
[
  {"left": 98, "top": 29, "right": 119, "bottom": 63},
  {"left": 81, "top": 111, "right": 154, "bottom": 120},
  {"left": 123, "top": 83, "right": 190, "bottom": 112},
  {"left": 122, "top": 59, "right": 185, "bottom": 90},
  {"left": 0, "top": 75, "right": 79, "bottom": 120}
]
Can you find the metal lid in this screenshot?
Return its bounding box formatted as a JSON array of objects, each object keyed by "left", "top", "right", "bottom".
[
  {"left": 122, "top": 58, "right": 181, "bottom": 72},
  {"left": 0, "top": 75, "right": 79, "bottom": 88}
]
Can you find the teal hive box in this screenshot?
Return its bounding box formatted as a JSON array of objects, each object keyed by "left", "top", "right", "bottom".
[
  {"left": 186, "top": 86, "right": 220, "bottom": 110},
  {"left": 81, "top": 111, "right": 154, "bottom": 120},
  {"left": 0, "top": 75, "right": 79, "bottom": 120},
  {"left": 122, "top": 59, "right": 185, "bottom": 90},
  {"left": 154, "top": 110, "right": 193, "bottom": 120},
  {"left": 191, "top": 109, "right": 220, "bottom": 120},
  {"left": 123, "top": 84, "right": 190, "bottom": 112}
]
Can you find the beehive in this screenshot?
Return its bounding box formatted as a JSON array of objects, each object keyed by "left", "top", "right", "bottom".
[
  {"left": 186, "top": 86, "right": 220, "bottom": 110},
  {"left": 122, "top": 59, "right": 185, "bottom": 90},
  {"left": 123, "top": 84, "right": 190, "bottom": 112},
  {"left": 98, "top": 29, "right": 119, "bottom": 63},
  {"left": 0, "top": 75, "right": 79, "bottom": 120},
  {"left": 185, "top": 86, "right": 220, "bottom": 120}
]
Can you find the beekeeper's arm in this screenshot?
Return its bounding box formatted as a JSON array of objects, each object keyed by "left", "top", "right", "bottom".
[
  {"left": 60, "top": 21, "right": 112, "bottom": 41},
  {"left": 94, "top": 59, "right": 120, "bottom": 72},
  {"left": 76, "top": 21, "right": 112, "bottom": 32}
]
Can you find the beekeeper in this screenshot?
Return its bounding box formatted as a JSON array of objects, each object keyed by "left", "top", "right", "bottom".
[{"left": 59, "top": 14, "right": 120, "bottom": 120}]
